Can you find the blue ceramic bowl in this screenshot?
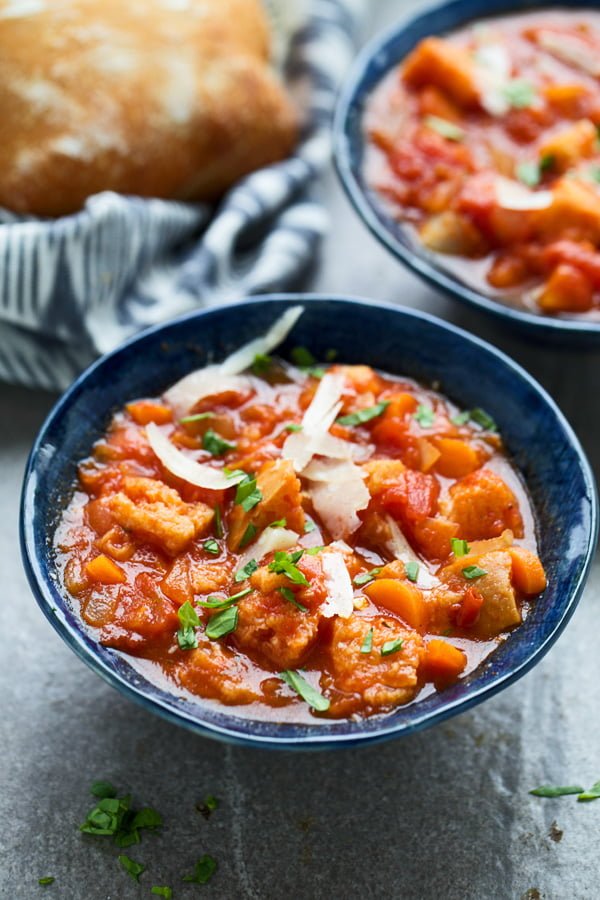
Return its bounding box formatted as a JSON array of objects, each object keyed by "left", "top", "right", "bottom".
[
  {"left": 334, "top": 0, "right": 600, "bottom": 342},
  {"left": 20, "top": 295, "right": 598, "bottom": 749}
]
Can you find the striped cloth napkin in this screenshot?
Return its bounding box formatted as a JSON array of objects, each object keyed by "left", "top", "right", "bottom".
[{"left": 0, "top": 0, "right": 365, "bottom": 391}]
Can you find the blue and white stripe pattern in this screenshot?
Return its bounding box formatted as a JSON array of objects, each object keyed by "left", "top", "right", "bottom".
[{"left": 0, "top": 0, "right": 365, "bottom": 391}]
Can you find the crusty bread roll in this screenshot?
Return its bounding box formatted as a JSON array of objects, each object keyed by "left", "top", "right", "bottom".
[{"left": 0, "top": 0, "right": 297, "bottom": 217}]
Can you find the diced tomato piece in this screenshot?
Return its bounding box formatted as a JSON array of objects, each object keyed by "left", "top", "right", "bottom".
[
  {"left": 456, "top": 587, "right": 484, "bottom": 628},
  {"left": 382, "top": 470, "right": 440, "bottom": 524}
]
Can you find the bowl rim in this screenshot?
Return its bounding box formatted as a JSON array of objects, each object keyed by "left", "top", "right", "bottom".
[
  {"left": 20, "top": 294, "right": 599, "bottom": 749},
  {"left": 333, "top": 0, "right": 600, "bottom": 338}
]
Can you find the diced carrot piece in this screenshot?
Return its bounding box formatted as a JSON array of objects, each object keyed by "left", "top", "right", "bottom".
[
  {"left": 418, "top": 438, "right": 441, "bottom": 473},
  {"left": 543, "top": 83, "right": 589, "bottom": 116},
  {"left": 487, "top": 254, "right": 529, "bottom": 289},
  {"left": 386, "top": 393, "right": 419, "bottom": 419},
  {"left": 456, "top": 587, "right": 484, "bottom": 628},
  {"left": 418, "top": 85, "right": 462, "bottom": 122},
  {"left": 434, "top": 437, "right": 482, "bottom": 478},
  {"left": 412, "top": 516, "right": 459, "bottom": 561},
  {"left": 365, "top": 578, "right": 428, "bottom": 629},
  {"left": 402, "top": 37, "right": 480, "bottom": 108},
  {"left": 538, "top": 264, "right": 594, "bottom": 313},
  {"left": 85, "top": 554, "right": 127, "bottom": 585},
  {"left": 423, "top": 639, "right": 466, "bottom": 682},
  {"left": 126, "top": 400, "right": 173, "bottom": 426},
  {"left": 509, "top": 546, "right": 547, "bottom": 595}
]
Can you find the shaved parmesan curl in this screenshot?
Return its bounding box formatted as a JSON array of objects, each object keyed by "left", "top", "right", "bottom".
[
  {"left": 303, "top": 458, "right": 370, "bottom": 540},
  {"left": 145, "top": 423, "right": 246, "bottom": 490},
  {"left": 321, "top": 551, "right": 354, "bottom": 618},
  {"left": 238, "top": 527, "right": 299, "bottom": 569},
  {"left": 219, "top": 305, "right": 304, "bottom": 376},
  {"left": 385, "top": 515, "right": 440, "bottom": 589}
]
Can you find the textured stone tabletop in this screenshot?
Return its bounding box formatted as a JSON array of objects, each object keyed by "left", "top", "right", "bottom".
[{"left": 2, "top": 3, "right": 600, "bottom": 898}]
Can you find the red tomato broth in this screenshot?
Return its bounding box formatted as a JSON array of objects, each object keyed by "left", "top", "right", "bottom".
[
  {"left": 54, "top": 360, "right": 544, "bottom": 722},
  {"left": 364, "top": 10, "right": 600, "bottom": 319}
]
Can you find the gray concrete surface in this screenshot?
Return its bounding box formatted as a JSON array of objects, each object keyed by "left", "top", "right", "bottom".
[{"left": 2, "top": 3, "right": 600, "bottom": 898}]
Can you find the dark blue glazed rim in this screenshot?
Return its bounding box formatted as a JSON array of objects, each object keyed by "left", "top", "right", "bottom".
[
  {"left": 20, "top": 295, "right": 598, "bottom": 749},
  {"left": 334, "top": 0, "right": 600, "bottom": 342}
]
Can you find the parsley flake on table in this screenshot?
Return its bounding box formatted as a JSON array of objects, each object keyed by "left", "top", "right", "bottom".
[
  {"left": 205, "top": 606, "right": 238, "bottom": 640},
  {"left": 38, "top": 877, "right": 54, "bottom": 886},
  {"left": 578, "top": 780, "right": 600, "bottom": 802},
  {"left": 183, "top": 855, "right": 218, "bottom": 885},
  {"left": 381, "top": 638, "right": 404, "bottom": 657},
  {"left": 360, "top": 627, "right": 374, "bottom": 654},
  {"left": 197, "top": 795, "right": 219, "bottom": 819},
  {"left": 268, "top": 550, "right": 309, "bottom": 585},
  {"left": 405, "top": 561, "right": 419, "bottom": 583},
  {"left": 151, "top": 887, "right": 173, "bottom": 899},
  {"left": 336, "top": 401, "right": 389, "bottom": 427},
  {"left": 234, "top": 558, "right": 259, "bottom": 583},
  {"left": 354, "top": 568, "right": 381, "bottom": 586},
  {"left": 280, "top": 670, "right": 330, "bottom": 712},
  {"left": 414, "top": 404, "right": 435, "bottom": 428},
  {"left": 234, "top": 474, "right": 262, "bottom": 511},
  {"left": 177, "top": 601, "right": 200, "bottom": 650},
  {"left": 202, "top": 429, "right": 236, "bottom": 457},
  {"left": 118, "top": 854, "right": 145, "bottom": 882},
  {"left": 90, "top": 780, "right": 117, "bottom": 799},
  {"left": 462, "top": 565, "right": 487, "bottom": 580},
  {"left": 529, "top": 785, "right": 585, "bottom": 798},
  {"left": 278, "top": 586, "right": 308, "bottom": 612},
  {"left": 451, "top": 538, "right": 470, "bottom": 558}
]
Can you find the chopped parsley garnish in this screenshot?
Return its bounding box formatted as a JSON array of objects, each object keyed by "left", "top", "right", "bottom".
[
  {"left": 284, "top": 423, "right": 303, "bottom": 432},
  {"left": 424, "top": 115, "right": 465, "bottom": 141},
  {"left": 462, "top": 565, "right": 487, "bottom": 580},
  {"left": 502, "top": 78, "right": 537, "bottom": 109},
  {"left": 451, "top": 407, "right": 497, "bottom": 431},
  {"left": 197, "top": 587, "right": 252, "bottom": 609},
  {"left": 278, "top": 586, "right": 308, "bottom": 612},
  {"left": 381, "top": 638, "right": 404, "bottom": 657},
  {"left": 578, "top": 781, "right": 600, "bottom": 802},
  {"left": 180, "top": 411, "right": 213, "bottom": 424},
  {"left": 234, "top": 474, "right": 262, "bottom": 511},
  {"left": 529, "top": 785, "right": 585, "bottom": 798},
  {"left": 280, "top": 670, "right": 330, "bottom": 712},
  {"left": 469, "top": 407, "right": 497, "bottom": 431},
  {"left": 354, "top": 568, "right": 381, "bottom": 586},
  {"left": 38, "top": 877, "right": 54, "bottom": 886},
  {"left": 451, "top": 410, "right": 471, "bottom": 426},
  {"left": 177, "top": 601, "right": 200, "bottom": 650},
  {"left": 205, "top": 606, "right": 238, "bottom": 640},
  {"left": 183, "top": 855, "right": 217, "bottom": 885},
  {"left": 336, "top": 401, "right": 389, "bottom": 427},
  {"left": 90, "top": 780, "right": 117, "bottom": 799},
  {"left": 516, "top": 159, "right": 542, "bottom": 188},
  {"left": 451, "top": 538, "right": 470, "bottom": 558},
  {"left": 151, "top": 888, "right": 173, "bottom": 899},
  {"left": 239, "top": 523, "right": 257, "bottom": 549},
  {"left": 305, "top": 545, "right": 324, "bottom": 555},
  {"left": 405, "top": 561, "right": 419, "bottom": 583},
  {"left": 118, "top": 854, "right": 145, "bottom": 882},
  {"left": 202, "top": 429, "right": 236, "bottom": 456},
  {"left": 234, "top": 558, "right": 259, "bottom": 583},
  {"left": 414, "top": 404, "right": 435, "bottom": 428},
  {"left": 203, "top": 538, "right": 220, "bottom": 555},
  {"left": 268, "top": 550, "right": 309, "bottom": 586},
  {"left": 213, "top": 504, "right": 224, "bottom": 539},
  {"left": 270, "top": 518, "right": 287, "bottom": 528},
  {"left": 251, "top": 352, "right": 272, "bottom": 376},
  {"left": 197, "top": 795, "right": 219, "bottom": 819},
  {"left": 291, "top": 346, "right": 316, "bottom": 367},
  {"left": 304, "top": 519, "right": 316, "bottom": 533},
  {"left": 360, "top": 627, "right": 374, "bottom": 654}
]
